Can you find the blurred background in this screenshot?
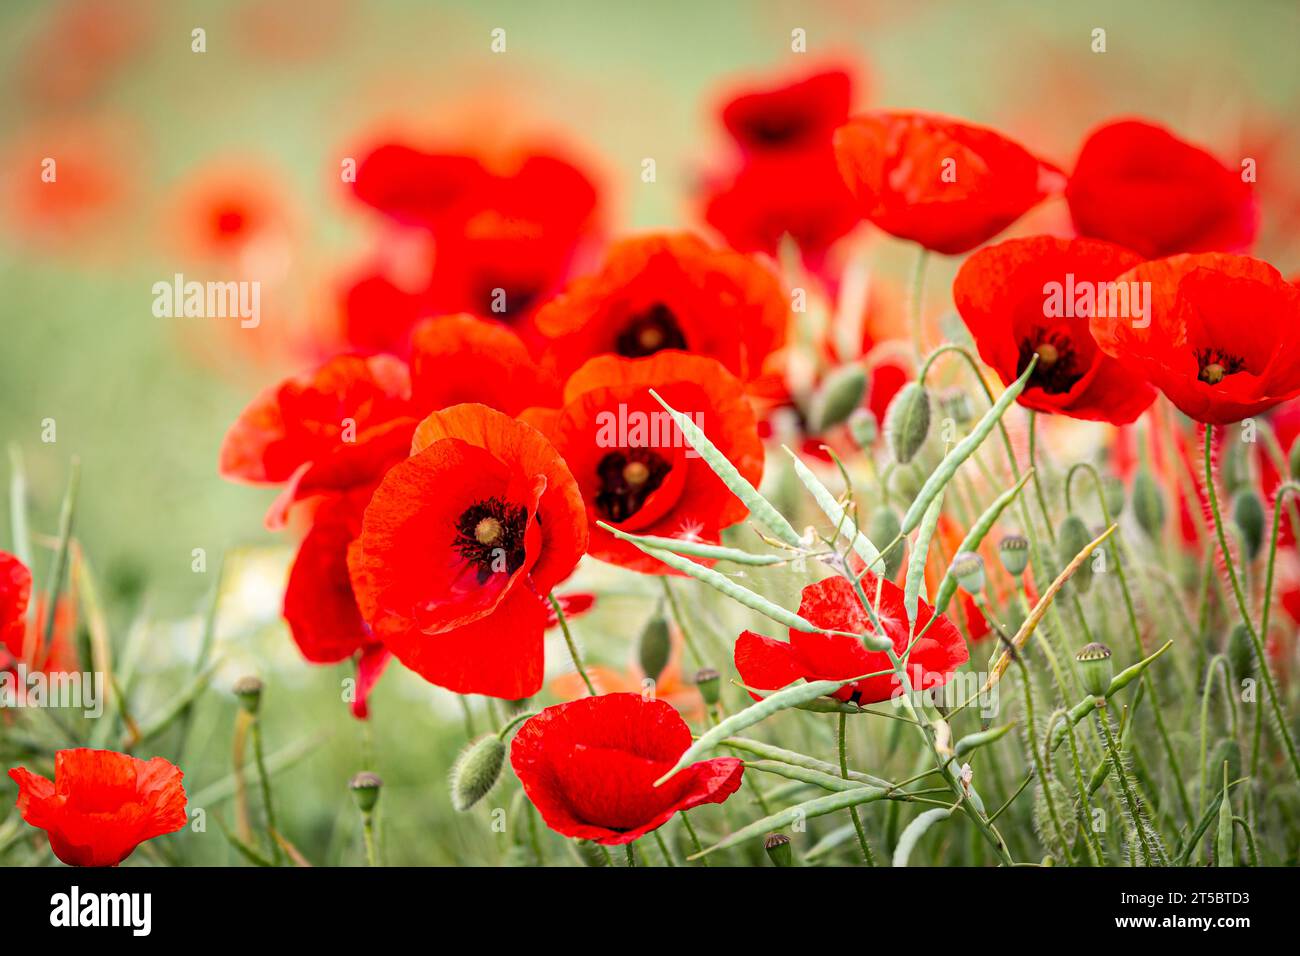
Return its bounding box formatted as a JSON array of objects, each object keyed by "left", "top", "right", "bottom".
[{"left": 0, "top": 0, "right": 1297, "bottom": 864}]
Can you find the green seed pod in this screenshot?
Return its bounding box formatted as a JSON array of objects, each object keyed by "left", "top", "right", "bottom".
[
  {"left": 232, "top": 676, "right": 263, "bottom": 715},
  {"left": 638, "top": 608, "right": 671, "bottom": 683},
  {"left": 1290, "top": 440, "right": 1300, "bottom": 481},
  {"left": 867, "top": 507, "right": 905, "bottom": 579},
  {"left": 571, "top": 838, "right": 611, "bottom": 867},
  {"left": 950, "top": 551, "right": 985, "bottom": 595},
  {"left": 1074, "top": 642, "right": 1114, "bottom": 698},
  {"left": 1102, "top": 475, "right": 1126, "bottom": 517},
  {"left": 348, "top": 771, "right": 382, "bottom": 814},
  {"left": 1132, "top": 468, "right": 1165, "bottom": 540},
  {"left": 1057, "top": 515, "right": 1095, "bottom": 594},
  {"left": 450, "top": 735, "right": 506, "bottom": 812},
  {"left": 807, "top": 364, "right": 868, "bottom": 433},
  {"left": 694, "top": 667, "right": 721, "bottom": 706},
  {"left": 884, "top": 382, "right": 931, "bottom": 465},
  {"left": 847, "top": 407, "right": 878, "bottom": 450},
  {"left": 1227, "top": 623, "right": 1254, "bottom": 680},
  {"left": 763, "top": 832, "right": 793, "bottom": 867},
  {"left": 998, "top": 534, "right": 1029, "bottom": 577},
  {"left": 1231, "top": 489, "right": 1265, "bottom": 562}
]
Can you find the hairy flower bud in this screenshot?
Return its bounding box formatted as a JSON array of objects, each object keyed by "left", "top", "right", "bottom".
[
  {"left": 1057, "top": 515, "right": 1095, "bottom": 594},
  {"left": 1132, "top": 468, "right": 1165, "bottom": 540},
  {"left": 638, "top": 609, "right": 671, "bottom": 683},
  {"left": 1231, "top": 489, "right": 1265, "bottom": 562},
  {"left": 1227, "top": 623, "right": 1254, "bottom": 681},
  {"left": 807, "top": 364, "right": 868, "bottom": 433},
  {"left": 884, "top": 382, "right": 931, "bottom": 464},
  {"left": 867, "top": 508, "right": 905, "bottom": 579},
  {"left": 1102, "top": 475, "right": 1126, "bottom": 517},
  {"left": 847, "top": 407, "right": 878, "bottom": 450},
  {"left": 450, "top": 735, "right": 506, "bottom": 812}
]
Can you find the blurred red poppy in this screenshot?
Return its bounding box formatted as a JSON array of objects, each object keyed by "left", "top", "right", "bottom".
[
  {"left": 735, "top": 575, "right": 967, "bottom": 705},
  {"left": 721, "top": 67, "right": 854, "bottom": 154},
  {"left": 954, "top": 236, "right": 1155, "bottom": 423},
  {"left": 834, "top": 110, "right": 1064, "bottom": 254},
  {"left": 219, "top": 354, "right": 418, "bottom": 527},
  {"left": 0, "top": 551, "right": 31, "bottom": 663},
  {"left": 348, "top": 404, "right": 587, "bottom": 698},
  {"left": 534, "top": 232, "right": 787, "bottom": 381},
  {"left": 0, "top": 551, "right": 79, "bottom": 680},
  {"left": 1066, "top": 119, "right": 1258, "bottom": 259},
  {"left": 1091, "top": 254, "right": 1300, "bottom": 424},
  {"left": 510, "top": 693, "right": 743, "bottom": 845},
  {"left": 8, "top": 749, "right": 187, "bottom": 867},
  {"left": 409, "top": 313, "right": 558, "bottom": 414},
  {"left": 170, "top": 160, "right": 295, "bottom": 268},
  {"left": 522, "top": 352, "right": 763, "bottom": 573}
]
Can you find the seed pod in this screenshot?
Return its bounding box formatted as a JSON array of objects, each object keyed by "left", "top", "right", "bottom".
[
  {"left": 950, "top": 551, "right": 985, "bottom": 595},
  {"left": 763, "top": 832, "right": 793, "bottom": 867},
  {"left": 884, "top": 382, "right": 931, "bottom": 465},
  {"left": 807, "top": 364, "right": 868, "bottom": 433},
  {"left": 1074, "top": 642, "right": 1114, "bottom": 698},
  {"left": 1132, "top": 468, "right": 1165, "bottom": 540},
  {"left": 847, "top": 407, "right": 878, "bottom": 450},
  {"left": 232, "top": 676, "right": 263, "bottom": 715},
  {"left": 450, "top": 735, "right": 506, "bottom": 812},
  {"left": 1102, "top": 476, "right": 1125, "bottom": 517},
  {"left": 998, "top": 534, "right": 1029, "bottom": 577},
  {"left": 867, "top": 508, "right": 905, "bottom": 579},
  {"left": 1227, "top": 623, "right": 1254, "bottom": 680},
  {"left": 1231, "top": 489, "right": 1265, "bottom": 562},
  {"left": 694, "top": 667, "right": 721, "bottom": 706},
  {"left": 1057, "top": 515, "right": 1095, "bottom": 594},
  {"left": 638, "top": 608, "right": 671, "bottom": 683},
  {"left": 349, "top": 771, "right": 382, "bottom": 814}
]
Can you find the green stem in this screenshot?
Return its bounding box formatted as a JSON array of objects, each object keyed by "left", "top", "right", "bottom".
[
  {"left": 361, "top": 811, "right": 378, "bottom": 867},
  {"left": 839, "top": 712, "right": 876, "bottom": 865},
  {"left": 680, "top": 812, "right": 709, "bottom": 867},
  {"left": 661, "top": 577, "right": 706, "bottom": 671},
  {"left": 1096, "top": 707, "right": 1154, "bottom": 866},
  {"left": 908, "top": 247, "right": 929, "bottom": 361},
  {"left": 251, "top": 717, "right": 283, "bottom": 866},
  {"left": 549, "top": 592, "right": 596, "bottom": 696}
]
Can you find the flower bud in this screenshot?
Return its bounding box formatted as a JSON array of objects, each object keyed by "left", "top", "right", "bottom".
[
  {"left": 450, "top": 735, "right": 506, "bottom": 812},
  {"left": 867, "top": 508, "right": 904, "bottom": 579},
  {"left": 1132, "top": 468, "right": 1165, "bottom": 540},
  {"left": 1227, "top": 623, "right": 1254, "bottom": 680},
  {"left": 1057, "top": 515, "right": 1095, "bottom": 594},
  {"left": 764, "top": 832, "right": 793, "bottom": 867},
  {"left": 998, "top": 534, "right": 1029, "bottom": 577},
  {"left": 807, "top": 364, "right": 868, "bottom": 433},
  {"left": 847, "top": 408, "right": 878, "bottom": 450},
  {"left": 1074, "top": 642, "right": 1113, "bottom": 698},
  {"left": 1102, "top": 476, "right": 1125, "bottom": 518},
  {"left": 638, "top": 609, "right": 671, "bottom": 683},
  {"left": 884, "top": 382, "right": 931, "bottom": 464},
  {"left": 694, "top": 668, "right": 721, "bottom": 706},
  {"left": 1231, "top": 489, "right": 1265, "bottom": 562},
  {"left": 950, "top": 551, "right": 985, "bottom": 595},
  {"left": 232, "top": 676, "right": 263, "bottom": 715},
  {"left": 349, "top": 771, "right": 382, "bottom": 813}
]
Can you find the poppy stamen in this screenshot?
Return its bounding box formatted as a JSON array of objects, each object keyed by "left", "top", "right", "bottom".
[
  {"left": 1196, "top": 348, "right": 1245, "bottom": 385},
  {"left": 455, "top": 496, "right": 528, "bottom": 582},
  {"left": 596, "top": 449, "right": 671, "bottom": 522},
  {"left": 1018, "top": 333, "right": 1082, "bottom": 394},
  {"left": 616, "top": 304, "right": 688, "bottom": 358}
]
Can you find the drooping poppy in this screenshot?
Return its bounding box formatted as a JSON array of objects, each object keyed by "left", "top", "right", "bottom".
[
  {"left": 720, "top": 66, "right": 855, "bottom": 155},
  {"left": 509, "top": 693, "right": 743, "bottom": 845},
  {"left": 8, "top": 749, "right": 187, "bottom": 867},
  {"left": 347, "top": 404, "right": 587, "bottom": 698},
  {"left": 521, "top": 352, "right": 763, "bottom": 573},
  {"left": 953, "top": 236, "right": 1155, "bottom": 424},
  {"left": 533, "top": 233, "right": 788, "bottom": 382},
  {"left": 833, "top": 110, "right": 1065, "bottom": 255},
  {"left": 409, "top": 313, "right": 559, "bottom": 415},
  {"left": 1066, "top": 119, "right": 1258, "bottom": 260},
  {"left": 735, "top": 574, "right": 968, "bottom": 705},
  {"left": 1090, "top": 253, "right": 1300, "bottom": 425},
  {"left": 350, "top": 144, "right": 486, "bottom": 229},
  {"left": 219, "top": 353, "right": 418, "bottom": 527}
]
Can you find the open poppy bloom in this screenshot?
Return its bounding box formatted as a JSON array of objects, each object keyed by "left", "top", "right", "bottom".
[
  {"left": 219, "top": 354, "right": 418, "bottom": 528},
  {"left": 8, "top": 749, "right": 187, "bottom": 867},
  {"left": 735, "top": 575, "right": 968, "bottom": 705},
  {"left": 954, "top": 236, "right": 1155, "bottom": 423},
  {"left": 409, "top": 312, "right": 559, "bottom": 414},
  {"left": 510, "top": 694, "right": 743, "bottom": 845},
  {"left": 833, "top": 110, "right": 1065, "bottom": 254},
  {"left": 720, "top": 66, "right": 854, "bottom": 154},
  {"left": 521, "top": 352, "right": 763, "bottom": 573},
  {"left": 347, "top": 404, "right": 587, "bottom": 697},
  {"left": 1066, "top": 119, "right": 1258, "bottom": 259},
  {"left": 533, "top": 232, "right": 788, "bottom": 382},
  {"left": 1090, "top": 253, "right": 1300, "bottom": 424}
]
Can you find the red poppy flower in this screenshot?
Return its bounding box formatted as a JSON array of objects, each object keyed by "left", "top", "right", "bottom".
[
  {"left": 534, "top": 232, "right": 788, "bottom": 382},
  {"left": 409, "top": 313, "right": 559, "bottom": 414},
  {"left": 721, "top": 67, "right": 854, "bottom": 154},
  {"left": 954, "top": 236, "right": 1155, "bottom": 424},
  {"left": 1, "top": 551, "right": 79, "bottom": 679},
  {"left": 735, "top": 575, "right": 968, "bottom": 705},
  {"left": 1090, "top": 254, "right": 1300, "bottom": 424},
  {"left": 350, "top": 145, "right": 487, "bottom": 230},
  {"left": 339, "top": 268, "right": 435, "bottom": 356},
  {"left": 522, "top": 352, "right": 763, "bottom": 573},
  {"left": 1066, "top": 119, "right": 1258, "bottom": 259},
  {"left": 347, "top": 404, "right": 587, "bottom": 698},
  {"left": 219, "top": 354, "right": 418, "bottom": 527},
  {"left": 833, "top": 110, "right": 1065, "bottom": 254},
  {"left": 1, "top": 551, "right": 32, "bottom": 662},
  {"left": 8, "top": 749, "right": 187, "bottom": 867},
  {"left": 169, "top": 159, "right": 295, "bottom": 268},
  {"left": 510, "top": 693, "right": 743, "bottom": 845}
]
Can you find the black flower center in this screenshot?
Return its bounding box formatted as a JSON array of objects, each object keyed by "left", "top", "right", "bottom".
[
  {"left": 476, "top": 279, "right": 542, "bottom": 321},
  {"left": 1195, "top": 348, "right": 1246, "bottom": 385},
  {"left": 454, "top": 496, "right": 528, "bottom": 583},
  {"left": 616, "top": 304, "right": 688, "bottom": 358},
  {"left": 595, "top": 449, "right": 672, "bottom": 523},
  {"left": 1018, "top": 333, "right": 1084, "bottom": 395},
  {"left": 742, "top": 113, "right": 809, "bottom": 147}
]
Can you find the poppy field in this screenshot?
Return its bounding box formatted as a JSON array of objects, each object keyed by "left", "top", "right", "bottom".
[{"left": 2, "top": 1, "right": 1300, "bottom": 876}]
